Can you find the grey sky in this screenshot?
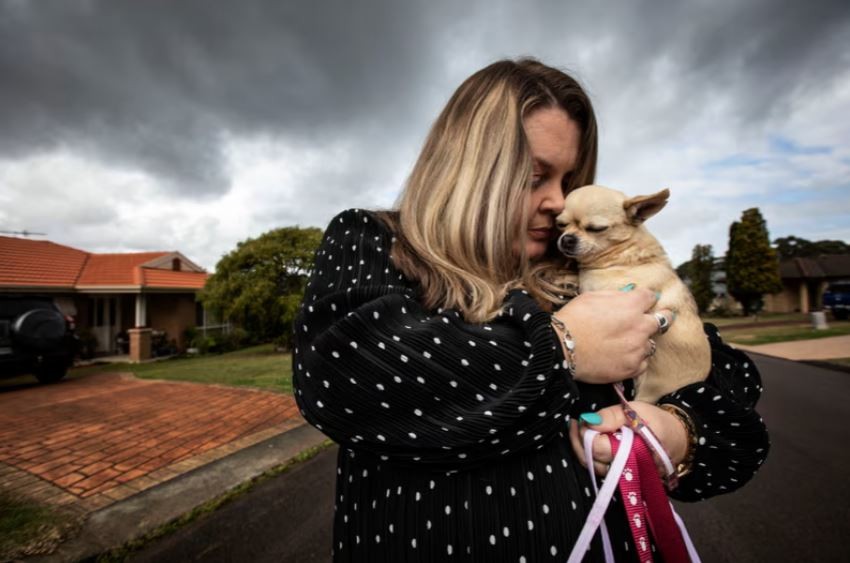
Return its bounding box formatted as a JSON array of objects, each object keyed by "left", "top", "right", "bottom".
[{"left": 1, "top": 0, "right": 848, "bottom": 269}]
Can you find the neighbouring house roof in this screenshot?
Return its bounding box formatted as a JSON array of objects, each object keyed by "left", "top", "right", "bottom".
[
  {"left": 779, "top": 255, "right": 850, "bottom": 280},
  {"left": 0, "top": 235, "right": 208, "bottom": 291}
]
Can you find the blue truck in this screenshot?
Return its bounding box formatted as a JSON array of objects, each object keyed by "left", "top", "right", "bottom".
[{"left": 823, "top": 281, "right": 850, "bottom": 320}]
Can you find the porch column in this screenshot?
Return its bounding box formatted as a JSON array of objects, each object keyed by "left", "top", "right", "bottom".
[
  {"left": 135, "top": 293, "right": 147, "bottom": 327},
  {"left": 128, "top": 328, "right": 152, "bottom": 362},
  {"left": 798, "top": 283, "right": 809, "bottom": 314}
]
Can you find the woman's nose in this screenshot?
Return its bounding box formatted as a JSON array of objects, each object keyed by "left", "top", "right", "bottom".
[{"left": 540, "top": 181, "right": 565, "bottom": 214}]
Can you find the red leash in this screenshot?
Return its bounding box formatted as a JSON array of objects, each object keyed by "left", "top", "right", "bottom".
[{"left": 609, "top": 432, "right": 690, "bottom": 562}]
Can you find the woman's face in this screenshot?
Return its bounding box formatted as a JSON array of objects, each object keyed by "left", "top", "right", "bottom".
[{"left": 515, "top": 107, "right": 581, "bottom": 261}]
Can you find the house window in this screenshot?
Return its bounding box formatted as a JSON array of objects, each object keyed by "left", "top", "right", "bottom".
[{"left": 172, "top": 258, "right": 181, "bottom": 271}]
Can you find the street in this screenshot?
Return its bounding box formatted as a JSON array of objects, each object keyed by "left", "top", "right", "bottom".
[{"left": 130, "top": 354, "right": 850, "bottom": 562}]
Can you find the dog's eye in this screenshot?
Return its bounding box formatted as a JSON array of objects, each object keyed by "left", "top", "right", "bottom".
[{"left": 586, "top": 225, "right": 609, "bottom": 233}]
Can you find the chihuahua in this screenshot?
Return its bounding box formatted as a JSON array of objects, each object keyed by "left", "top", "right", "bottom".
[{"left": 555, "top": 185, "right": 710, "bottom": 402}]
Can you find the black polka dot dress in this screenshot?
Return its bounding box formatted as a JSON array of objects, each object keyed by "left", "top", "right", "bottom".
[{"left": 293, "top": 209, "right": 770, "bottom": 562}]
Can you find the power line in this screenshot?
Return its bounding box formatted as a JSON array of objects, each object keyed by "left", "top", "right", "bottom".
[{"left": 0, "top": 229, "right": 47, "bottom": 237}]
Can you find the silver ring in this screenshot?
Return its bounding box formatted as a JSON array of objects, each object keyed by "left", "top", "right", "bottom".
[
  {"left": 653, "top": 312, "right": 670, "bottom": 335},
  {"left": 646, "top": 338, "right": 657, "bottom": 358}
]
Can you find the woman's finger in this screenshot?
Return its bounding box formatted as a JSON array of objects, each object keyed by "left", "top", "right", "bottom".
[
  {"left": 644, "top": 308, "right": 675, "bottom": 336},
  {"left": 570, "top": 419, "right": 615, "bottom": 474}
]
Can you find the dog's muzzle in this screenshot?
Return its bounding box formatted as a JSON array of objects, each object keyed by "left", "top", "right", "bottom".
[{"left": 557, "top": 233, "right": 578, "bottom": 256}]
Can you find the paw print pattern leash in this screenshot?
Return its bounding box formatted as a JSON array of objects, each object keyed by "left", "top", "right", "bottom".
[{"left": 567, "top": 386, "right": 700, "bottom": 563}]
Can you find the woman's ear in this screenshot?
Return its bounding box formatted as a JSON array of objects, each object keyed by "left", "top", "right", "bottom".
[{"left": 623, "top": 188, "right": 670, "bottom": 224}]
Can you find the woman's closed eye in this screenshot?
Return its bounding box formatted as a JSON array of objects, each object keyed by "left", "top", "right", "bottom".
[{"left": 531, "top": 175, "right": 545, "bottom": 189}]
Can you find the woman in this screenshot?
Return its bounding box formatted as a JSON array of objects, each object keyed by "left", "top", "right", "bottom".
[{"left": 293, "top": 59, "right": 768, "bottom": 562}]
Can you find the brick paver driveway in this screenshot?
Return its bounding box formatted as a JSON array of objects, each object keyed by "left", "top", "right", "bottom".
[{"left": 0, "top": 372, "right": 301, "bottom": 513}]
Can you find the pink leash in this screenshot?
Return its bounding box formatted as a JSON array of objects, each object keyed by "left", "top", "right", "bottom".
[{"left": 567, "top": 391, "right": 701, "bottom": 562}]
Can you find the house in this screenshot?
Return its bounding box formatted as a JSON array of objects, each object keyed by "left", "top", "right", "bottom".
[
  {"left": 0, "top": 235, "right": 209, "bottom": 361},
  {"left": 765, "top": 254, "right": 850, "bottom": 313}
]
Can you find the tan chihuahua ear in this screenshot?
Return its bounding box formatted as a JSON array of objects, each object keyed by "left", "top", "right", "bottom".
[{"left": 623, "top": 188, "right": 670, "bottom": 223}]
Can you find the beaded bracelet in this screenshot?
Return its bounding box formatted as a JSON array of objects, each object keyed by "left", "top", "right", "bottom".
[
  {"left": 658, "top": 403, "right": 698, "bottom": 479},
  {"left": 550, "top": 316, "right": 577, "bottom": 377}
]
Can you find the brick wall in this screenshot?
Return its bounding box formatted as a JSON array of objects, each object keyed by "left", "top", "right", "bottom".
[{"left": 146, "top": 293, "right": 198, "bottom": 350}]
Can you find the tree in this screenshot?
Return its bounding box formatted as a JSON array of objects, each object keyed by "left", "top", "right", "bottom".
[
  {"left": 726, "top": 208, "right": 783, "bottom": 315},
  {"left": 774, "top": 235, "right": 850, "bottom": 259},
  {"left": 687, "top": 244, "right": 715, "bottom": 314},
  {"left": 199, "top": 226, "right": 324, "bottom": 350}
]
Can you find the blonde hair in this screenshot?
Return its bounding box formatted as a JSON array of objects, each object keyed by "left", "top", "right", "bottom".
[{"left": 376, "top": 58, "right": 598, "bottom": 323}]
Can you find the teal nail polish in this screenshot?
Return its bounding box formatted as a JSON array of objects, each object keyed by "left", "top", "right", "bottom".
[
  {"left": 580, "top": 412, "right": 602, "bottom": 425},
  {"left": 619, "top": 283, "right": 636, "bottom": 292}
]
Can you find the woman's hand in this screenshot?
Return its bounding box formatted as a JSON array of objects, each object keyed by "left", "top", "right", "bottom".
[
  {"left": 552, "top": 288, "right": 674, "bottom": 384},
  {"left": 568, "top": 401, "right": 689, "bottom": 478}
]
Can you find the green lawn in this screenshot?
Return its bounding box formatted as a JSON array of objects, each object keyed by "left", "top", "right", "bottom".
[
  {"left": 1, "top": 345, "right": 293, "bottom": 394},
  {"left": 702, "top": 312, "right": 810, "bottom": 327},
  {"left": 722, "top": 323, "right": 850, "bottom": 346}
]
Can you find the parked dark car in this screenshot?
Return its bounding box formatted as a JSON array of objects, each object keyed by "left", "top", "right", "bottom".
[
  {"left": 0, "top": 295, "right": 78, "bottom": 383},
  {"left": 823, "top": 281, "right": 850, "bottom": 320}
]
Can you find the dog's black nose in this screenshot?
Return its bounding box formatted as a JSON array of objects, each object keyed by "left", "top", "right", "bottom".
[{"left": 557, "top": 233, "right": 578, "bottom": 255}]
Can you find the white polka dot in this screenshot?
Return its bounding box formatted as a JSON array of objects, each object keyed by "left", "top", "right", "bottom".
[
  {"left": 445, "top": 504, "right": 452, "bottom": 515},
  {"left": 550, "top": 545, "right": 558, "bottom": 556},
  {"left": 489, "top": 534, "right": 496, "bottom": 545},
  {"left": 408, "top": 432, "right": 417, "bottom": 439},
  {"left": 376, "top": 383, "right": 385, "bottom": 391},
  {"left": 503, "top": 526, "right": 510, "bottom": 537},
  {"left": 377, "top": 434, "right": 386, "bottom": 441},
  {"left": 461, "top": 359, "right": 469, "bottom": 366},
  {"left": 527, "top": 520, "right": 534, "bottom": 530},
  {"left": 414, "top": 408, "right": 423, "bottom": 416},
  {"left": 411, "top": 538, "right": 417, "bottom": 548},
  {"left": 447, "top": 544, "right": 453, "bottom": 555},
  {"left": 527, "top": 471, "right": 534, "bottom": 481},
  {"left": 394, "top": 376, "right": 402, "bottom": 383},
  {"left": 485, "top": 485, "right": 493, "bottom": 495},
  {"left": 476, "top": 394, "right": 485, "bottom": 401},
  {"left": 542, "top": 504, "right": 550, "bottom": 514}
]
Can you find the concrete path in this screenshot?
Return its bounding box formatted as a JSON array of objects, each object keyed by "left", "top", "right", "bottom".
[{"left": 732, "top": 334, "right": 850, "bottom": 360}]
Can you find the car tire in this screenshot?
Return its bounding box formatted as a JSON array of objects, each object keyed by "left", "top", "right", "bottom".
[{"left": 12, "top": 309, "right": 66, "bottom": 352}]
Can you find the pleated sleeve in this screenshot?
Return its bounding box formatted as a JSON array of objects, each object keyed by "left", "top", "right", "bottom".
[
  {"left": 292, "top": 209, "right": 579, "bottom": 471},
  {"left": 661, "top": 324, "right": 770, "bottom": 501}
]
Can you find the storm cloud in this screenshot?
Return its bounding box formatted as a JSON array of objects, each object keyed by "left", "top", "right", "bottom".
[{"left": 1, "top": 0, "right": 848, "bottom": 267}]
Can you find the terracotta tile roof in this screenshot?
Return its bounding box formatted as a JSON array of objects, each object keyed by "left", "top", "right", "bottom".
[
  {"left": 140, "top": 269, "right": 208, "bottom": 289},
  {"left": 76, "top": 252, "right": 171, "bottom": 286},
  {"left": 0, "top": 236, "right": 208, "bottom": 290},
  {"left": 0, "top": 236, "right": 88, "bottom": 287}
]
